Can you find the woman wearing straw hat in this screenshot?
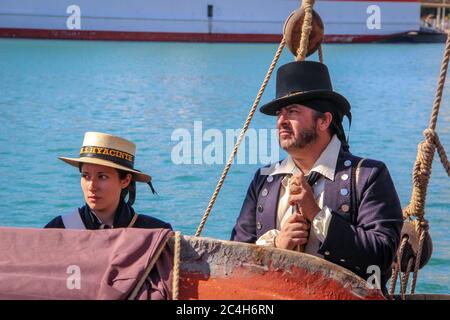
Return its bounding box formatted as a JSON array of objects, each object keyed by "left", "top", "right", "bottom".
[{"left": 45, "top": 132, "right": 171, "bottom": 230}]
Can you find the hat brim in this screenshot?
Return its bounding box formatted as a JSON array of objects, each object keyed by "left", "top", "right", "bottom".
[
  {"left": 260, "top": 90, "right": 351, "bottom": 116},
  {"left": 58, "top": 157, "right": 151, "bottom": 183}
]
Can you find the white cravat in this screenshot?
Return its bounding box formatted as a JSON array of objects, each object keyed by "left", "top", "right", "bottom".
[{"left": 256, "top": 135, "right": 341, "bottom": 257}]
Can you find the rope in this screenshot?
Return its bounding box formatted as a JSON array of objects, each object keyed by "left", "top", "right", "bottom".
[
  {"left": 429, "top": 34, "right": 450, "bottom": 131},
  {"left": 425, "top": 128, "right": 450, "bottom": 176},
  {"left": 393, "top": 34, "right": 450, "bottom": 296},
  {"left": 403, "top": 33, "right": 450, "bottom": 220},
  {"left": 172, "top": 231, "right": 181, "bottom": 300},
  {"left": 388, "top": 263, "right": 399, "bottom": 296},
  {"left": 400, "top": 257, "right": 414, "bottom": 300},
  {"left": 433, "top": 130, "right": 450, "bottom": 175},
  {"left": 318, "top": 45, "right": 324, "bottom": 63},
  {"left": 410, "top": 221, "right": 429, "bottom": 294},
  {"left": 404, "top": 34, "right": 450, "bottom": 220},
  {"left": 195, "top": 38, "right": 286, "bottom": 236},
  {"left": 404, "top": 129, "right": 450, "bottom": 221},
  {"left": 389, "top": 236, "right": 408, "bottom": 296},
  {"left": 128, "top": 235, "right": 170, "bottom": 300},
  {"left": 127, "top": 213, "right": 138, "bottom": 228},
  {"left": 403, "top": 133, "right": 435, "bottom": 221},
  {"left": 296, "top": 0, "right": 315, "bottom": 61}
]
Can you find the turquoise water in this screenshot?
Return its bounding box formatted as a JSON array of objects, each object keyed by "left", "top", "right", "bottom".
[{"left": 0, "top": 39, "right": 448, "bottom": 294}]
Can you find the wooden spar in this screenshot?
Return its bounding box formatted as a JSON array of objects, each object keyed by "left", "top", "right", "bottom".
[{"left": 168, "top": 236, "right": 385, "bottom": 300}]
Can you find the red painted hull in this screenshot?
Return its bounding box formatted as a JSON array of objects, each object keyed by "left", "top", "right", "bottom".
[
  {"left": 0, "top": 28, "right": 400, "bottom": 43},
  {"left": 173, "top": 236, "right": 385, "bottom": 300}
]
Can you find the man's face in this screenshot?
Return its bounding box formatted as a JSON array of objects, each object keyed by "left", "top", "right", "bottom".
[{"left": 276, "top": 104, "right": 319, "bottom": 151}]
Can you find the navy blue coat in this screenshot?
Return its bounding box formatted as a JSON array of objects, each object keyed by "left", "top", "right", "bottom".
[
  {"left": 231, "top": 149, "right": 403, "bottom": 291},
  {"left": 45, "top": 201, "right": 172, "bottom": 230}
]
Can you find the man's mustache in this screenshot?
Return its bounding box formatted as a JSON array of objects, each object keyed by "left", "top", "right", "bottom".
[{"left": 278, "top": 123, "right": 293, "bottom": 133}]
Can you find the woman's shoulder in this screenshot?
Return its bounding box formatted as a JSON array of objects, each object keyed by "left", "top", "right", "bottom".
[
  {"left": 44, "top": 216, "right": 65, "bottom": 228},
  {"left": 134, "top": 214, "right": 172, "bottom": 230}
]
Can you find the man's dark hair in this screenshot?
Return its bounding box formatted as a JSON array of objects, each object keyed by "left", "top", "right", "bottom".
[
  {"left": 312, "top": 110, "right": 336, "bottom": 136},
  {"left": 312, "top": 109, "right": 349, "bottom": 152}
]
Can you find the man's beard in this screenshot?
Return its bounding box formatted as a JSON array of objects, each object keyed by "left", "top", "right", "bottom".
[{"left": 279, "top": 124, "right": 318, "bottom": 151}]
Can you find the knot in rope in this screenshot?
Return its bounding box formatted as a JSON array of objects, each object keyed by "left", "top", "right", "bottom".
[
  {"left": 424, "top": 128, "right": 450, "bottom": 176},
  {"left": 413, "top": 217, "right": 430, "bottom": 234},
  {"left": 404, "top": 127, "right": 449, "bottom": 221},
  {"left": 390, "top": 35, "right": 450, "bottom": 297}
]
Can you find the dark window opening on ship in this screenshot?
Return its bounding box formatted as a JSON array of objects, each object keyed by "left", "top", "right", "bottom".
[{"left": 207, "top": 5, "right": 213, "bottom": 18}]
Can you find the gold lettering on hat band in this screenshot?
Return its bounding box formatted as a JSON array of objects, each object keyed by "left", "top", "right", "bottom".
[{"left": 79, "top": 145, "right": 135, "bottom": 169}]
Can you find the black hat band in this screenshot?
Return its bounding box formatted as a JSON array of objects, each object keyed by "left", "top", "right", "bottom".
[{"left": 79, "top": 146, "right": 134, "bottom": 169}]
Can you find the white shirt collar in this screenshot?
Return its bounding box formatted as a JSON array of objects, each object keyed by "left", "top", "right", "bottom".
[{"left": 263, "top": 135, "right": 341, "bottom": 181}]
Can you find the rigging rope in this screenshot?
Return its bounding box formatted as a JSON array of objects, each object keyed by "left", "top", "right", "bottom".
[
  {"left": 195, "top": 38, "right": 286, "bottom": 236},
  {"left": 172, "top": 231, "right": 181, "bottom": 300},
  {"left": 296, "top": 0, "right": 315, "bottom": 61},
  {"left": 390, "top": 34, "right": 450, "bottom": 298},
  {"left": 195, "top": 0, "right": 317, "bottom": 236}
]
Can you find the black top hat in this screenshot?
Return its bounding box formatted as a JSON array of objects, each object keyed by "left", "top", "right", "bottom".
[{"left": 260, "top": 61, "right": 351, "bottom": 121}]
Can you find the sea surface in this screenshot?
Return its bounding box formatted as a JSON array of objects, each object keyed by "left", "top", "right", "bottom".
[{"left": 0, "top": 39, "right": 448, "bottom": 294}]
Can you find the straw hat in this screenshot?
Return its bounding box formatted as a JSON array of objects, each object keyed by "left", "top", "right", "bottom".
[{"left": 59, "top": 132, "right": 151, "bottom": 183}]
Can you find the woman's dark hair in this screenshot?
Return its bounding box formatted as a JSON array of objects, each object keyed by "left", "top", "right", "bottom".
[
  {"left": 78, "top": 164, "right": 136, "bottom": 205},
  {"left": 117, "top": 169, "right": 136, "bottom": 206}
]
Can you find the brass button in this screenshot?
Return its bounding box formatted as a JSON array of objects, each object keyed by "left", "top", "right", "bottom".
[
  {"left": 256, "top": 222, "right": 262, "bottom": 230},
  {"left": 261, "top": 189, "right": 268, "bottom": 197},
  {"left": 344, "top": 160, "right": 352, "bottom": 167},
  {"left": 267, "top": 176, "right": 274, "bottom": 183},
  {"left": 324, "top": 251, "right": 330, "bottom": 256},
  {"left": 341, "top": 204, "right": 350, "bottom": 213},
  {"left": 341, "top": 174, "right": 349, "bottom": 181},
  {"left": 340, "top": 188, "right": 349, "bottom": 196},
  {"left": 257, "top": 205, "right": 263, "bottom": 213}
]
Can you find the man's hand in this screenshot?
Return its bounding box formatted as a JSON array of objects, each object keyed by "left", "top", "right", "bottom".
[
  {"left": 275, "top": 213, "right": 310, "bottom": 250},
  {"left": 288, "top": 171, "right": 321, "bottom": 222}
]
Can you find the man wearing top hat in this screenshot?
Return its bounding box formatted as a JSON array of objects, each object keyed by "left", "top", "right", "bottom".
[{"left": 230, "top": 61, "right": 403, "bottom": 293}]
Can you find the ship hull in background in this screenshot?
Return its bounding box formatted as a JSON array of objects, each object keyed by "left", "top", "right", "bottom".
[{"left": 0, "top": 0, "right": 421, "bottom": 43}]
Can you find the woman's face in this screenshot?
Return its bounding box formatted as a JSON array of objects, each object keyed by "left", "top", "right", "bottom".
[{"left": 80, "top": 163, "right": 131, "bottom": 213}]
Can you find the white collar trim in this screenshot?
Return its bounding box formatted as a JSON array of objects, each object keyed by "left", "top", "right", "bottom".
[{"left": 261, "top": 135, "right": 341, "bottom": 181}]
